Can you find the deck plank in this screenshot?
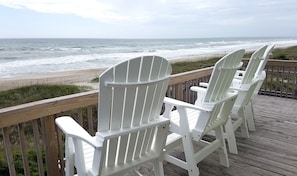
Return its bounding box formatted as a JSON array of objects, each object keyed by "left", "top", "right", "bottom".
[{"left": 139, "top": 95, "right": 297, "bottom": 175}]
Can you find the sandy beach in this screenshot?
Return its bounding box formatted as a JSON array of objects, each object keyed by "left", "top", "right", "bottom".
[
  {"left": 0, "top": 43, "right": 296, "bottom": 91},
  {"left": 0, "top": 68, "right": 107, "bottom": 91},
  {"left": 0, "top": 55, "right": 222, "bottom": 91}
]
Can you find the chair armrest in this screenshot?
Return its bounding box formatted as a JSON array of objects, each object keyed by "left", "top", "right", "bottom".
[
  {"left": 164, "top": 97, "right": 211, "bottom": 112},
  {"left": 256, "top": 71, "right": 266, "bottom": 80},
  {"left": 55, "top": 116, "right": 102, "bottom": 148},
  {"left": 230, "top": 78, "right": 259, "bottom": 92},
  {"left": 190, "top": 86, "right": 207, "bottom": 106},
  {"left": 190, "top": 86, "right": 207, "bottom": 93},
  {"left": 233, "top": 70, "right": 245, "bottom": 80},
  {"left": 235, "top": 70, "right": 245, "bottom": 76},
  {"left": 198, "top": 82, "right": 209, "bottom": 88}
]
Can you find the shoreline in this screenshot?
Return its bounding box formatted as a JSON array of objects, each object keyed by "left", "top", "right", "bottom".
[
  {"left": 0, "top": 54, "right": 225, "bottom": 91},
  {"left": 0, "top": 68, "right": 107, "bottom": 91},
  {"left": 1, "top": 44, "right": 296, "bottom": 91}
]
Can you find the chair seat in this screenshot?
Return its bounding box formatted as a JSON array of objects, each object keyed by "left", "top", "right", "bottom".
[
  {"left": 170, "top": 107, "right": 228, "bottom": 136},
  {"left": 170, "top": 108, "right": 200, "bottom": 131}
]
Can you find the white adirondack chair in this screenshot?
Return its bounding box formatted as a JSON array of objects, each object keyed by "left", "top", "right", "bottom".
[
  {"left": 162, "top": 49, "right": 244, "bottom": 176},
  {"left": 244, "top": 44, "right": 275, "bottom": 131},
  {"left": 225, "top": 45, "right": 269, "bottom": 154},
  {"left": 55, "top": 56, "right": 172, "bottom": 176}
]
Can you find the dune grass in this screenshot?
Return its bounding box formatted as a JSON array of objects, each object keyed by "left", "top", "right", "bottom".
[
  {"left": 271, "top": 46, "right": 297, "bottom": 60},
  {"left": 172, "top": 46, "right": 297, "bottom": 74},
  {"left": 0, "top": 84, "right": 91, "bottom": 109}
]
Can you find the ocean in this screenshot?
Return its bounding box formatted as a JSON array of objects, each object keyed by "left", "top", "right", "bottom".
[{"left": 1, "top": 37, "right": 297, "bottom": 78}]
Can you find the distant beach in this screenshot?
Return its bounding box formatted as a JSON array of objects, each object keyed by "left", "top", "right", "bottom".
[
  {"left": 1, "top": 37, "right": 297, "bottom": 78},
  {"left": 1, "top": 37, "right": 297, "bottom": 90},
  {"left": 0, "top": 54, "right": 222, "bottom": 91}
]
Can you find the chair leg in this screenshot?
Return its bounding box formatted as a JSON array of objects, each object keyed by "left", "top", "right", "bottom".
[
  {"left": 152, "top": 160, "right": 164, "bottom": 176},
  {"left": 65, "top": 137, "right": 75, "bottom": 176},
  {"left": 215, "top": 126, "right": 230, "bottom": 167},
  {"left": 182, "top": 135, "right": 200, "bottom": 176},
  {"left": 131, "top": 170, "right": 141, "bottom": 176},
  {"left": 246, "top": 101, "right": 256, "bottom": 131},
  {"left": 239, "top": 108, "right": 250, "bottom": 138},
  {"left": 224, "top": 118, "right": 238, "bottom": 154}
]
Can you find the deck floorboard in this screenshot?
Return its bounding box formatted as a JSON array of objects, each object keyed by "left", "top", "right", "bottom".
[{"left": 139, "top": 95, "right": 297, "bottom": 175}]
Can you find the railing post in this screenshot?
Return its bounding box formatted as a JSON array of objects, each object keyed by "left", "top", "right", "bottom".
[
  {"left": 176, "top": 83, "right": 184, "bottom": 101},
  {"left": 295, "top": 72, "right": 297, "bottom": 98},
  {"left": 42, "top": 115, "right": 60, "bottom": 176},
  {"left": 2, "top": 127, "right": 16, "bottom": 176}
]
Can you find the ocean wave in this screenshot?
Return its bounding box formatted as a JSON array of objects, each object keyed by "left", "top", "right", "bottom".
[{"left": 1, "top": 37, "right": 297, "bottom": 77}]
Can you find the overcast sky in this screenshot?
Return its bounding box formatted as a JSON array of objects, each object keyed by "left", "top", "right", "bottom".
[{"left": 0, "top": 0, "right": 297, "bottom": 38}]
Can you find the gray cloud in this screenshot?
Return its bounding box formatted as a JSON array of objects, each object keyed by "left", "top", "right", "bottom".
[{"left": 0, "top": 0, "right": 296, "bottom": 38}]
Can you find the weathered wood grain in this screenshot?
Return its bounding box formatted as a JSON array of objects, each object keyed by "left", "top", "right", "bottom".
[{"left": 140, "top": 95, "right": 297, "bottom": 176}]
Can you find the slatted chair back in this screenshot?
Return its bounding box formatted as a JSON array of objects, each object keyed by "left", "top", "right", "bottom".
[
  {"left": 194, "top": 49, "right": 244, "bottom": 134},
  {"left": 199, "top": 93, "right": 238, "bottom": 135},
  {"left": 244, "top": 44, "right": 275, "bottom": 132},
  {"left": 96, "top": 55, "right": 172, "bottom": 175},
  {"left": 255, "top": 44, "right": 275, "bottom": 78},
  {"left": 56, "top": 55, "right": 171, "bottom": 176},
  {"left": 231, "top": 45, "right": 268, "bottom": 110},
  {"left": 241, "top": 45, "right": 268, "bottom": 84},
  {"left": 203, "top": 49, "right": 244, "bottom": 102}
]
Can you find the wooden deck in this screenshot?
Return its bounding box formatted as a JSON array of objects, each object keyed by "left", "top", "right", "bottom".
[{"left": 138, "top": 95, "right": 297, "bottom": 176}]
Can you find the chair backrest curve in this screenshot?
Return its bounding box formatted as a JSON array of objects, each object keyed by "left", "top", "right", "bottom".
[
  {"left": 242, "top": 45, "right": 268, "bottom": 84},
  {"left": 255, "top": 44, "right": 275, "bottom": 77},
  {"left": 98, "top": 55, "right": 171, "bottom": 131},
  {"left": 204, "top": 49, "right": 245, "bottom": 102}
]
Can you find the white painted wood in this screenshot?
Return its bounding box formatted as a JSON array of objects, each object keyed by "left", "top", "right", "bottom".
[
  {"left": 55, "top": 55, "right": 171, "bottom": 176},
  {"left": 225, "top": 45, "right": 274, "bottom": 154},
  {"left": 163, "top": 49, "right": 244, "bottom": 176},
  {"left": 247, "top": 44, "right": 275, "bottom": 131}
]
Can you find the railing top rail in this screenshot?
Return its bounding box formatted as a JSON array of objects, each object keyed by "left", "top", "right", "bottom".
[
  {"left": 0, "top": 67, "right": 213, "bottom": 128},
  {"left": 1, "top": 59, "right": 296, "bottom": 128},
  {"left": 242, "top": 58, "right": 297, "bottom": 66},
  {"left": 0, "top": 90, "right": 98, "bottom": 128},
  {"left": 169, "top": 67, "right": 213, "bottom": 85}
]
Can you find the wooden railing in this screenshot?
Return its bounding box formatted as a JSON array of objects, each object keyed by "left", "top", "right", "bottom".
[
  {"left": 0, "top": 59, "right": 296, "bottom": 176},
  {"left": 240, "top": 59, "right": 297, "bottom": 98},
  {"left": 261, "top": 60, "right": 297, "bottom": 98}
]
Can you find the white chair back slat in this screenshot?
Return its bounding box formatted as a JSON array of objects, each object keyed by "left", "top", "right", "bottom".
[
  {"left": 117, "top": 134, "right": 129, "bottom": 165},
  {"left": 142, "top": 83, "right": 155, "bottom": 123},
  {"left": 142, "top": 128, "right": 153, "bottom": 155},
  {"left": 98, "top": 69, "right": 113, "bottom": 132},
  {"left": 134, "top": 130, "right": 146, "bottom": 159},
  {"left": 155, "top": 60, "right": 172, "bottom": 117},
  {"left": 106, "top": 138, "right": 118, "bottom": 167},
  {"left": 122, "top": 59, "right": 141, "bottom": 128},
  {"left": 127, "top": 132, "right": 138, "bottom": 162}
]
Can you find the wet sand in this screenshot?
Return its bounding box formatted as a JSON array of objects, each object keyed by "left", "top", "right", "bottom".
[{"left": 0, "top": 55, "right": 220, "bottom": 91}]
